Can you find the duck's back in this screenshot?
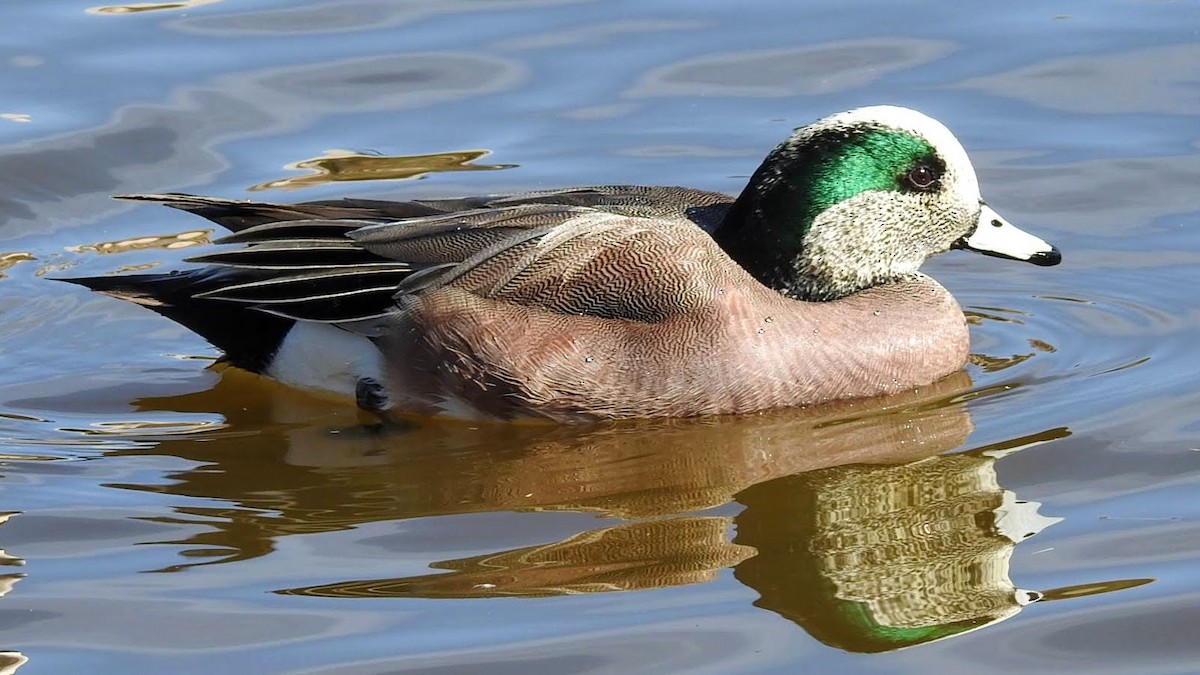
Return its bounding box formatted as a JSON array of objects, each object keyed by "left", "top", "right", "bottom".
[{"left": 123, "top": 185, "right": 733, "bottom": 235}]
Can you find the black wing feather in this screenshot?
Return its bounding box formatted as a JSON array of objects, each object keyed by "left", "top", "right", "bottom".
[{"left": 87, "top": 188, "right": 732, "bottom": 330}]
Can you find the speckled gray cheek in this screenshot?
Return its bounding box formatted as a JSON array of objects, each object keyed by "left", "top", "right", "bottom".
[{"left": 792, "top": 187, "right": 975, "bottom": 301}]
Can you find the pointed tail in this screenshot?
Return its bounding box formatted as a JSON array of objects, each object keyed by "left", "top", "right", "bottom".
[{"left": 58, "top": 268, "right": 294, "bottom": 373}]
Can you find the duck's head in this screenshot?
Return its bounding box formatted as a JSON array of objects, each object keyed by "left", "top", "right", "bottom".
[{"left": 717, "top": 105, "right": 1060, "bottom": 301}]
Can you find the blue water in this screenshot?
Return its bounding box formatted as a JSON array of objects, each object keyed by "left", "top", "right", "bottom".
[{"left": 2, "top": 1, "right": 1199, "bottom": 673}]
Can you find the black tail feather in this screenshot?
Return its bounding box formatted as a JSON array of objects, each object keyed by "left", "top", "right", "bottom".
[{"left": 59, "top": 269, "right": 294, "bottom": 373}]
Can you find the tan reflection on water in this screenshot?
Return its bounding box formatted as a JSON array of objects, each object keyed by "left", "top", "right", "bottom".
[
  {"left": 248, "top": 148, "right": 516, "bottom": 191},
  {"left": 98, "top": 370, "right": 1146, "bottom": 652},
  {"left": 970, "top": 352, "right": 1035, "bottom": 372},
  {"left": 282, "top": 517, "right": 755, "bottom": 599},
  {"left": 1038, "top": 578, "right": 1154, "bottom": 602},
  {"left": 57, "top": 419, "right": 226, "bottom": 436},
  {"left": 0, "top": 253, "right": 35, "bottom": 280},
  {"left": 735, "top": 445, "right": 1060, "bottom": 653},
  {"left": 968, "top": 338, "right": 1056, "bottom": 373},
  {"left": 964, "top": 307, "right": 1027, "bottom": 325},
  {"left": 117, "top": 369, "right": 978, "bottom": 531},
  {"left": 66, "top": 230, "right": 211, "bottom": 255},
  {"left": 0, "top": 652, "right": 27, "bottom": 675},
  {"left": 86, "top": 0, "right": 221, "bottom": 14}
]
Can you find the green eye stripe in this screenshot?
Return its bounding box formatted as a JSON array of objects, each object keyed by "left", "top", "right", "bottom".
[{"left": 800, "top": 127, "right": 938, "bottom": 227}]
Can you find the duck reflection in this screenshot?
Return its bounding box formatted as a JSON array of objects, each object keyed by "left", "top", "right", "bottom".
[
  {"left": 86, "top": 0, "right": 221, "bottom": 14},
  {"left": 281, "top": 517, "right": 755, "bottom": 598},
  {"left": 735, "top": 447, "right": 1058, "bottom": 652},
  {"left": 0, "top": 511, "right": 23, "bottom": 600},
  {"left": 275, "top": 437, "right": 1071, "bottom": 653},
  {"left": 248, "top": 148, "right": 515, "bottom": 191},
  {"left": 0, "top": 512, "right": 25, "bottom": 675},
  {"left": 108, "top": 369, "right": 1115, "bottom": 652},
  {"left": 114, "top": 368, "right": 976, "bottom": 563}
]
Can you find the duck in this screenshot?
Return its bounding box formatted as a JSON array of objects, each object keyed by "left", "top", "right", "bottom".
[{"left": 64, "top": 106, "right": 1061, "bottom": 422}]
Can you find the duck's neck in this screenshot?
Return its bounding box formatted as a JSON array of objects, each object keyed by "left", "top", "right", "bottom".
[{"left": 713, "top": 165, "right": 839, "bottom": 302}]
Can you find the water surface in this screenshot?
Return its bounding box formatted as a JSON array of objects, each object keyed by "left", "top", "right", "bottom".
[{"left": 2, "top": 1, "right": 1199, "bottom": 673}]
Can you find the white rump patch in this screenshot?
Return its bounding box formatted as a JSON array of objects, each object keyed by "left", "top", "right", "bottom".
[{"left": 266, "top": 323, "right": 387, "bottom": 401}]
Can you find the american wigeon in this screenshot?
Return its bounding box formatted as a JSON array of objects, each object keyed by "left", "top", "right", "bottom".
[{"left": 66, "top": 106, "right": 1060, "bottom": 422}]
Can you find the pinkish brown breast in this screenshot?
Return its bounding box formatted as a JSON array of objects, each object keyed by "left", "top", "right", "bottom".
[{"left": 383, "top": 274, "right": 968, "bottom": 422}]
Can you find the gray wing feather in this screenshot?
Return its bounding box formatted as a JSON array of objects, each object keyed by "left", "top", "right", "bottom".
[{"left": 115, "top": 187, "right": 733, "bottom": 324}]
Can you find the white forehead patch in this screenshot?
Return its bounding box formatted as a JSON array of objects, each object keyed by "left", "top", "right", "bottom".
[{"left": 798, "top": 105, "right": 982, "bottom": 206}]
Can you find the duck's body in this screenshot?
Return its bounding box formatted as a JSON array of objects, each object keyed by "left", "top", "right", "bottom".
[{"left": 66, "top": 107, "right": 1060, "bottom": 422}]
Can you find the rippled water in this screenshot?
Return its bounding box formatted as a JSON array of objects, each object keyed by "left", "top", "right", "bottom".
[{"left": 2, "top": 1, "right": 1199, "bottom": 673}]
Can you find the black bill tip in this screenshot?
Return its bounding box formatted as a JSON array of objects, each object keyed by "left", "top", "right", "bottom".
[{"left": 1028, "top": 246, "right": 1062, "bottom": 267}]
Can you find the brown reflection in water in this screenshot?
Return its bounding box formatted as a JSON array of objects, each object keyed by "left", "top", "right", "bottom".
[
  {"left": 735, "top": 445, "right": 1062, "bottom": 653},
  {"left": 964, "top": 307, "right": 1026, "bottom": 325},
  {"left": 276, "top": 432, "right": 1095, "bottom": 653},
  {"left": 967, "top": 341, "right": 1056, "bottom": 372},
  {"left": 109, "top": 263, "right": 161, "bottom": 274},
  {"left": 57, "top": 419, "right": 225, "bottom": 437},
  {"left": 1029, "top": 338, "right": 1056, "bottom": 354},
  {"left": 1038, "top": 578, "right": 1154, "bottom": 602},
  {"left": 0, "top": 652, "right": 27, "bottom": 675},
  {"left": 731, "top": 429, "right": 1147, "bottom": 653},
  {"left": 103, "top": 372, "right": 1144, "bottom": 651},
  {"left": 110, "top": 368, "right": 976, "bottom": 569},
  {"left": 248, "top": 149, "right": 516, "bottom": 191},
  {"left": 66, "top": 229, "right": 211, "bottom": 255},
  {"left": 965, "top": 303, "right": 1057, "bottom": 372},
  {"left": 970, "top": 352, "right": 1035, "bottom": 372},
  {"left": 0, "top": 253, "right": 35, "bottom": 280},
  {"left": 86, "top": 0, "right": 221, "bottom": 14},
  {"left": 281, "top": 517, "right": 754, "bottom": 599}
]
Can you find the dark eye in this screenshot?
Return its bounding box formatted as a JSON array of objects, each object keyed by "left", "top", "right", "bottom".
[{"left": 904, "top": 164, "right": 941, "bottom": 191}]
